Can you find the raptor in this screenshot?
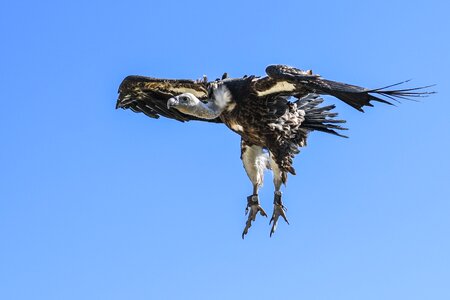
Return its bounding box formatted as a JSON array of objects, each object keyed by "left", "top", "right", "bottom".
[{"left": 116, "top": 65, "right": 432, "bottom": 238}]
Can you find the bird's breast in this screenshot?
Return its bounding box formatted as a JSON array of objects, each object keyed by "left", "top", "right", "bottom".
[
  {"left": 228, "top": 120, "right": 244, "bottom": 132},
  {"left": 220, "top": 111, "right": 245, "bottom": 134}
]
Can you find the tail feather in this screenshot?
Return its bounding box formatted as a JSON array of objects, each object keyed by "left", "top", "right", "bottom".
[{"left": 296, "top": 94, "right": 348, "bottom": 138}]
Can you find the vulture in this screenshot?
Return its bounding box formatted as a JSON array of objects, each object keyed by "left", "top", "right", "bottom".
[{"left": 116, "top": 65, "right": 432, "bottom": 238}]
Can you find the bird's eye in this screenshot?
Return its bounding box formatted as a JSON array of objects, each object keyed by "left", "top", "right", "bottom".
[{"left": 182, "top": 96, "right": 189, "bottom": 102}]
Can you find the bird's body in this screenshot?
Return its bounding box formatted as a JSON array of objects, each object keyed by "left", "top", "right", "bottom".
[
  {"left": 219, "top": 84, "right": 312, "bottom": 176},
  {"left": 116, "top": 65, "right": 432, "bottom": 237}
]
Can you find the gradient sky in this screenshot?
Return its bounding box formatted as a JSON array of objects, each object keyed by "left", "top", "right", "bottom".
[{"left": 1, "top": 1, "right": 449, "bottom": 299}]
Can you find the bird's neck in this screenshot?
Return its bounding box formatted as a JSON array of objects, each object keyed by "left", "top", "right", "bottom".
[
  {"left": 188, "top": 100, "right": 225, "bottom": 120},
  {"left": 187, "top": 86, "right": 233, "bottom": 119}
]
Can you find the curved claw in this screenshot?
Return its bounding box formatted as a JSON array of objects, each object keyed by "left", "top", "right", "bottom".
[
  {"left": 269, "top": 204, "right": 290, "bottom": 237},
  {"left": 269, "top": 192, "right": 289, "bottom": 237},
  {"left": 242, "top": 195, "right": 267, "bottom": 239}
]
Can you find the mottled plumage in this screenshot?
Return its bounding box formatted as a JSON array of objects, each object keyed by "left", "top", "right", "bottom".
[{"left": 116, "top": 65, "right": 433, "bottom": 238}]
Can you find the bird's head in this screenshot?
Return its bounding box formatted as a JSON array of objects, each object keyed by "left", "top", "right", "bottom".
[{"left": 167, "top": 93, "right": 201, "bottom": 115}]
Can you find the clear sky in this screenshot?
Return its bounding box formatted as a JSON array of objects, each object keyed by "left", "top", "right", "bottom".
[{"left": 1, "top": 1, "right": 449, "bottom": 299}]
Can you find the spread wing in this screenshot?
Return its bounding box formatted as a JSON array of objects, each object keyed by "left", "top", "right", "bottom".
[
  {"left": 252, "top": 65, "right": 435, "bottom": 112},
  {"left": 116, "top": 75, "right": 222, "bottom": 123}
]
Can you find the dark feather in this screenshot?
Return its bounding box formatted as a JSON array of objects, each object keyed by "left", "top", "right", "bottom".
[
  {"left": 296, "top": 95, "right": 348, "bottom": 138},
  {"left": 263, "top": 65, "right": 435, "bottom": 112}
]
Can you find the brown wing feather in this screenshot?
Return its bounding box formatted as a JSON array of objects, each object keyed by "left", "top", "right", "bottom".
[
  {"left": 116, "top": 75, "right": 222, "bottom": 123},
  {"left": 261, "top": 65, "right": 434, "bottom": 112}
]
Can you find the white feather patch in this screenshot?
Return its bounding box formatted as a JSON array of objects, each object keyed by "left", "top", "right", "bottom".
[
  {"left": 269, "top": 152, "right": 283, "bottom": 188},
  {"left": 242, "top": 144, "right": 269, "bottom": 187},
  {"left": 230, "top": 122, "right": 244, "bottom": 132},
  {"left": 256, "top": 81, "right": 296, "bottom": 96},
  {"left": 213, "top": 84, "right": 233, "bottom": 109},
  {"left": 171, "top": 88, "right": 206, "bottom": 98}
]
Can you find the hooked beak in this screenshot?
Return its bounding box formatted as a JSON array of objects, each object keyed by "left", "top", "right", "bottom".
[{"left": 167, "top": 97, "right": 178, "bottom": 109}]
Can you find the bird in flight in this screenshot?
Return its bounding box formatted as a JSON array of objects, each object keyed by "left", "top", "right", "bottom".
[{"left": 116, "top": 65, "right": 432, "bottom": 238}]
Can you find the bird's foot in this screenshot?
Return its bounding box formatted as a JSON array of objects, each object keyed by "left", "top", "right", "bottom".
[
  {"left": 242, "top": 194, "right": 267, "bottom": 239},
  {"left": 269, "top": 191, "right": 289, "bottom": 237}
]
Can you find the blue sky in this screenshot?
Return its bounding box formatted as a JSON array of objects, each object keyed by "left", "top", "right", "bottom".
[{"left": 1, "top": 1, "right": 449, "bottom": 299}]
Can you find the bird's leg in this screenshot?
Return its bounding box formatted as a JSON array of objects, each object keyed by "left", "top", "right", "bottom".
[
  {"left": 269, "top": 152, "right": 289, "bottom": 237},
  {"left": 270, "top": 190, "right": 289, "bottom": 237},
  {"left": 242, "top": 185, "right": 267, "bottom": 239},
  {"left": 240, "top": 141, "right": 269, "bottom": 239}
]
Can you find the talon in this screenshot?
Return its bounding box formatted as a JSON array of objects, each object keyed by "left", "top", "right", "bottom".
[
  {"left": 269, "top": 191, "right": 289, "bottom": 237},
  {"left": 242, "top": 195, "right": 267, "bottom": 239}
]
